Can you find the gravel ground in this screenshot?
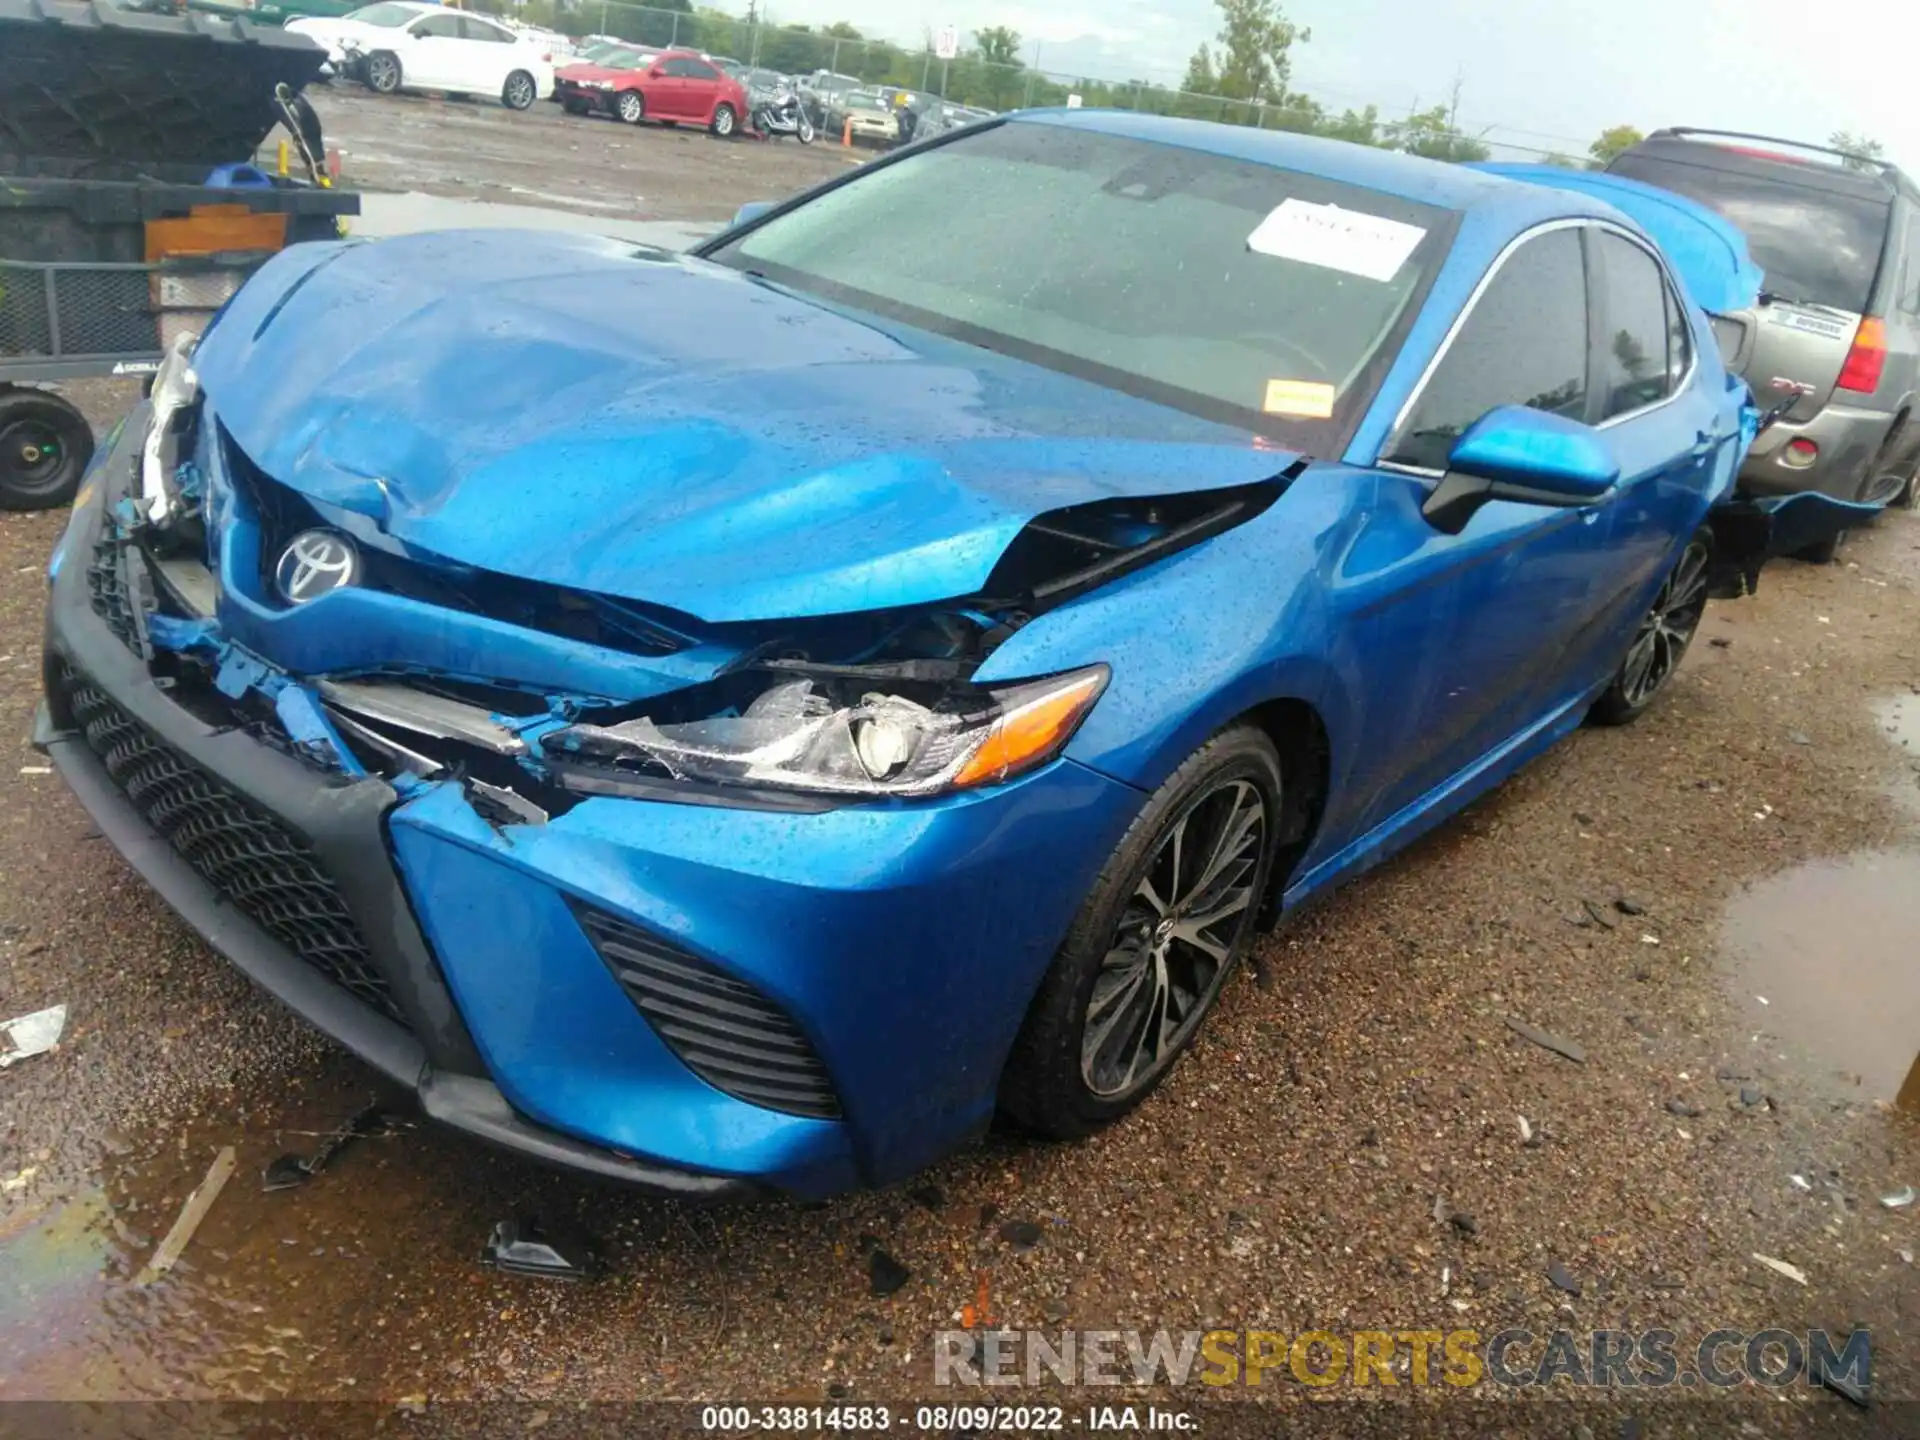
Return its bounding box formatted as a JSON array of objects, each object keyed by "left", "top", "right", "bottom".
[
  {"left": 2, "top": 105, "right": 1918, "bottom": 1423},
  {"left": 309, "top": 83, "right": 863, "bottom": 224}
]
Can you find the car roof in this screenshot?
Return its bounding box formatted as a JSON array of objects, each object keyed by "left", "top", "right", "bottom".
[{"left": 1010, "top": 109, "right": 1597, "bottom": 223}]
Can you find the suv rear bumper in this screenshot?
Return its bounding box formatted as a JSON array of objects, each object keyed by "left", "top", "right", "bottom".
[{"left": 1740, "top": 397, "right": 1896, "bottom": 500}]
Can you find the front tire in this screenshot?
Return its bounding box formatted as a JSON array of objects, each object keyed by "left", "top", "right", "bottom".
[
  {"left": 999, "top": 726, "right": 1281, "bottom": 1139},
  {"left": 616, "top": 90, "right": 645, "bottom": 125},
  {"left": 501, "top": 71, "right": 536, "bottom": 111},
  {"left": 1590, "top": 532, "right": 1711, "bottom": 726},
  {"left": 797, "top": 114, "right": 815, "bottom": 144},
  {"left": 364, "top": 51, "right": 401, "bottom": 95},
  {"left": 710, "top": 102, "right": 738, "bottom": 138},
  {"left": 0, "top": 389, "right": 94, "bottom": 512}
]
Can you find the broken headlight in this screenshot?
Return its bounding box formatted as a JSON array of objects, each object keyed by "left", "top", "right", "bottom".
[
  {"left": 544, "top": 665, "right": 1109, "bottom": 801},
  {"left": 140, "top": 331, "right": 201, "bottom": 526}
]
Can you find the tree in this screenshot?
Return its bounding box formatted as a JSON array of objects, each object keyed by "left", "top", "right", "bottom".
[
  {"left": 1183, "top": 0, "right": 1308, "bottom": 104},
  {"left": 1384, "top": 82, "right": 1490, "bottom": 163},
  {"left": 1181, "top": 45, "right": 1218, "bottom": 97},
  {"left": 973, "top": 25, "right": 1021, "bottom": 68},
  {"left": 1317, "top": 105, "right": 1383, "bottom": 147},
  {"left": 1588, "top": 125, "right": 1643, "bottom": 166},
  {"left": 1830, "top": 130, "right": 1885, "bottom": 171}
]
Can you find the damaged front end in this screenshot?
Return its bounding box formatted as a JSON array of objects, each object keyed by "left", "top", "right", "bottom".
[{"left": 39, "top": 333, "right": 1292, "bottom": 1194}]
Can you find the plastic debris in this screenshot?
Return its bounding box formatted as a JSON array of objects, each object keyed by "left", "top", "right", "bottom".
[
  {"left": 1811, "top": 1355, "right": 1870, "bottom": 1409},
  {"left": 1517, "top": 1116, "right": 1534, "bottom": 1145},
  {"left": 262, "top": 1105, "right": 401, "bottom": 1192},
  {"left": 1546, "top": 1259, "right": 1581, "bottom": 1296},
  {"left": 867, "top": 1246, "right": 911, "bottom": 1297},
  {"left": 1750, "top": 1253, "right": 1807, "bottom": 1286},
  {"left": 137, "top": 1146, "right": 237, "bottom": 1285},
  {"left": 1880, "top": 1187, "right": 1916, "bottom": 1210},
  {"left": 480, "top": 1218, "right": 599, "bottom": 1282},
  {"left": 18, "top": 765, "right": 51, "bottom": 775},
  {"left": 0, "top": 1004, "right": 67, "bottom": 1068},
  {"left": 1505, "top": 1017, "right": 1587, "bottom": 1064},
  {"left": 1790, "top": 1174, "right": 1812, "bottom": 1191}
]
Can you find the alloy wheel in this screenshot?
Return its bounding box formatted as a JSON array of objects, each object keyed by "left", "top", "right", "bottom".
[
  {"left": 713, "top": 104, "right": 736, "bottom": 137},
  {"left": 1619, "top": 537, "right": 1710, "bottom": 708},
  {"left": 504, "top": 73, "right": 534, "bottom": 110},
  {"left": 368, "top": 55, "right": 399, "bottom": 93},
  {"left": 1080, "top": 778, "right": 1268, "bottom": 1098},
  {"left": 618, "top": 91, "right": 643, "bottom": 123}
]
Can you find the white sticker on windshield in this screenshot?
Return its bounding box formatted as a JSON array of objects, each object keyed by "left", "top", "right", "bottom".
[{"left": 1246, "top": 199, "right": 1426, "bottom": 282}]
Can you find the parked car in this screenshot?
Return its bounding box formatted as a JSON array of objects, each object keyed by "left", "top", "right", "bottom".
[
  {"left": 1607, "top": 128, "right": 1920, "bottom": 536},
  {"left": 838, "top": 87, "right": 898, "bottom": 146},
  {"left": 553, "top": 46, "right": 745, "bottom": 135},
  {"left": 36, "top": 112, "right": 1866, "bottom": 1198},
  {"left": 554, "top": 46, "right": 652, "bottom": 116},
  {"left": 286, "top": 2, "right": 555, "bottom": 110}
]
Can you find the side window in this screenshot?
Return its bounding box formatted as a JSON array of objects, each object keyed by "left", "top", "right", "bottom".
[
  {"left": 411, "top": 14, "right": 461, "bottom": 38},
  {"left": 459, "top": 17, "right": 510, "bottom": 42},
  {"left": 660, "top": 58, "right": 694, "bottom": 77},
  {"left": 684, "top": 60, "right": 721, "bottom": 81},
  {"left": 1901, "top": 213, "right": 1920, "bottom": 316},
  {"left": 1386, "top": 228, "right": 1588, "bottom": 471},
  {"left": 1663, "top": 280, "right": 1693, "bottom": 391},
  {"left": 1595, "top": 232, "right": 1674, "bottom": 419}
]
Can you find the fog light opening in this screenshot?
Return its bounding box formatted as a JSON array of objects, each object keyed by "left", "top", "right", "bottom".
[{"left": 1781, "top": 438, "right": 1820, "bottom": 470}]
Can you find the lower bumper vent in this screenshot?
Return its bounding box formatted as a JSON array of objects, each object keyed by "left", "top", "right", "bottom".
[
  {"left": 573, "top": 905, "right": 840, "bottom": 1120},
  {"left": 57, "top": 664, "right": 408, "bottom": 1028}
]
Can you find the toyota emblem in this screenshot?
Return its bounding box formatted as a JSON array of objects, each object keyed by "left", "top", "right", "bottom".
[{"left": 274, "top": 529, "right": 360, "bottom": 605}]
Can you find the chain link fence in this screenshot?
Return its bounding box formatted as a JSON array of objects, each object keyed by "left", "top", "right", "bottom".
[{"left": 463, "top": 0, "right": 1584, "bottom": 165}]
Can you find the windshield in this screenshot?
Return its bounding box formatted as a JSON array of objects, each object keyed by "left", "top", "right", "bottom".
[
  {"left": 707, "top": 122, "right": 1452, "bottom": 440},
  {"left": 1608, "top": 152, "right": 1890, "bottom": 313},
  {"left": 601, "top": 50, "right": 645, "bottom": 70},
  {"left": 345, "top": 3, "right": 417, "bottom": 26}
]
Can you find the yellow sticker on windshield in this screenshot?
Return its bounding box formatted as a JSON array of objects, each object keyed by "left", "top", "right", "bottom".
[{"left": 1263, "top": 379, "right": 1336, "bottom": 419}]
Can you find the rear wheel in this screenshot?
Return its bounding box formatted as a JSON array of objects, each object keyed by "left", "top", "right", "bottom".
[
  {"left": 1590, "top": 533, "right": 1711, "bottom": 726},
  {"left": 0, "top": 389, "right": 94, "bottom": 512},
  {"left": 364, "top": 51, "right": 401, "bottom": 94},
  {"left": 616, "top": 90, "right": 645, "bottom": 125},
  {"left": 710, "top": 102, "right": 738, "bottom": 138},
  {"left": 999, "top": 726, "right": 1281, "bottom": 1139},
  {"left": 501, "top": 71, "right": 537, "bottom": 111}
]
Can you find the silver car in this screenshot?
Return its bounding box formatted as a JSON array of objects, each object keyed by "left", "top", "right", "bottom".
[{"left": 1609, "top": 129, "right": 1920, "bottom": 547}]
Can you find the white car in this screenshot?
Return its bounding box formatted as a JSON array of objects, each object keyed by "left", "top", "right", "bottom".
[{"left": 288, "top": 2, "right": 556, "bottom": 111}]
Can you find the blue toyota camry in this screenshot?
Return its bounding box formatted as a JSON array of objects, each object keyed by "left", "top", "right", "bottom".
[{"left": 35, "top": 112, "right": 1865, "bottom": 1198}]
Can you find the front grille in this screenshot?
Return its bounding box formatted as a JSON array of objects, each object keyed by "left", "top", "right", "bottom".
[
  {"left": 574, "top": 905, "right": 841, "bottom": 1120},
  {"left": 58, "top": 667, "right": 408, "bottom": 1028},
  {"left": 85, "top": 536, "right": 139, "bottom": 653}
]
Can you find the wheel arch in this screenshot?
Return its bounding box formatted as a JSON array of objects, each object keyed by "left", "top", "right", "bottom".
[{"left": 1235, "top": 697, "right": 1332, "bottom": 929}]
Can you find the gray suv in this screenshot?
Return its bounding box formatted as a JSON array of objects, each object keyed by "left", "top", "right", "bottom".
[{"left": 1608, "top": 129, "right": 1920, "bottom": 541}]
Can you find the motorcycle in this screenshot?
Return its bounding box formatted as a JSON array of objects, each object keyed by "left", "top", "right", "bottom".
[{"left": 752, "top": 84, "right": 815, "bottom": 144}]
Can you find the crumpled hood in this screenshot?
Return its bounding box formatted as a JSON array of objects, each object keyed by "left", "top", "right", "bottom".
[{"left": 193, "top": 230, "right": 1293, "bottom": 623}]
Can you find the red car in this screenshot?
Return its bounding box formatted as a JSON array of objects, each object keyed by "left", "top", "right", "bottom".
[{"left": 554, "top": 47, "right": 745, "bottom": 137}]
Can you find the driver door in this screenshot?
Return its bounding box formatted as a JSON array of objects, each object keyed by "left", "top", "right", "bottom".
[{"left": 1336, "top": 223, "right": 1625, "bottom": 837}]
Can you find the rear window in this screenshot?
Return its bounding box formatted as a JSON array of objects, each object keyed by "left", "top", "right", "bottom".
[
  {"left": 1608, "top": 151, "right": 1890, "bottom": 313},
  {"left": 346, "top": 3, "right": 417, "bottom": 25}
]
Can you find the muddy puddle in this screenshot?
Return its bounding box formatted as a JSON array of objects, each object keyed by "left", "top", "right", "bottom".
[{"left": 1717, "top": 693, "right": 1920, "bottom": 1106}]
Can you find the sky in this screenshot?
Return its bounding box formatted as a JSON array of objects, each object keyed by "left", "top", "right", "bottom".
[{"left": 763, "top": 0, "right": 1920, "bottom": 167}]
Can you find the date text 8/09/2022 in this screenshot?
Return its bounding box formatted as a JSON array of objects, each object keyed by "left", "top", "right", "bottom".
[{"left": 699, "top": 1407, "right": 1193, "bottom": 1432}]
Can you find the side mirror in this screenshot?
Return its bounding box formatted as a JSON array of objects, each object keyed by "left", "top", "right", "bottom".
[
  {"left": 1421, "top": 405, "right": 1619, "bottom": 534},
  {"left": 730, "top": 200, "right": 775, "bottom": 228}
]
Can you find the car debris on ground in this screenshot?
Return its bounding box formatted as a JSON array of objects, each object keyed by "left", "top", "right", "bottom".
[
  {"left": 261, "top": 1105, "right": 403, "bottom": 1192},
  {"left": 1750, "top": 1253, "right": 1808, "bottom": 1285},
  {"left": 137, "top": 1145, "right": 237, "bottom": 1285},
  {"left": 0, "top": 1003, "right": 66, "bottom": 1068},
  {"left": 1504, "top": 1017, "right": 1588, "bottom": 1064},
  {"left": 480, "top": 1217, "right": 599, "bottom": 1282}
]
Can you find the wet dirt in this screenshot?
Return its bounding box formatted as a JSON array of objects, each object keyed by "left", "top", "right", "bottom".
[
  {"left": 309, "top": 84, "right": 863, "bottom": 225},
  {"left": 4, "top": 197, "right": 1920, "bottom": 1408}
]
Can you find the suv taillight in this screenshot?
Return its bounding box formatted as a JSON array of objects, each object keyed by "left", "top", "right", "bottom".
[{"left": 1837, "top": 316, "right": 1887, "bottom": 394}]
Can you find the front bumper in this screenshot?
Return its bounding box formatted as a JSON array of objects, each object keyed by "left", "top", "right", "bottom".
[
  {"left": 39, "top": 411, "right": 1142, "bottom": 1196},
  {"left": 1739, "top": 397, "right": 1896, "bottom": 500}
]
